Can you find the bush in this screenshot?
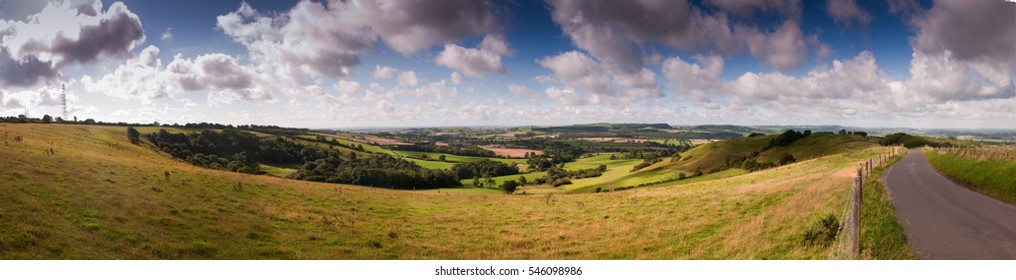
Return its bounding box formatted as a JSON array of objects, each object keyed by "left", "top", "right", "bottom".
[
  {"left": 778, "top": 153, "right": 796, "bottom": 165},
  {"left": 127, "top": 126, "right": 141, "bottom": 144},
  {"left": 500, "top": 180, "right": 519, "bottom": 194},
  {"left": 802, "top": 213, "right": 838, "bottom": 245}
]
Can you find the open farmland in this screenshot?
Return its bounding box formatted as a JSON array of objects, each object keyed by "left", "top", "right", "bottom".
[
  {"left": 0, "top": 123, "right": 911, "bottom": 259},
  {"left": 481, "top": 146, "right": 544, "bottom": 158}
]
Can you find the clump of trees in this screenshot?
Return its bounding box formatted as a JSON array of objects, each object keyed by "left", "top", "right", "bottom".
[
  {"left": 127, "top": 126, "right": 141, "bottom": 144},
  {"left": 451, "top": 159, "right": 519, "bottom": 180},
  {"left": 879, "top": 133, "right": 949, "bottom": 148},
  {"left": 769, "top": 129, "right": 810, "bottom": 148},
  {"left": 289, "top": 154, "right": 459, "bottom": 189},
  {"left": 395, "top": 143, "right": 496, "bottom": 158},
  {"left": 531, "top": 165, "right": 605, "bottom": 187}
]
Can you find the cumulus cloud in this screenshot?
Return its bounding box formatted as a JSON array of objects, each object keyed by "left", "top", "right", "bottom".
[
  {"left": 537, "top": 50, "right": 662, "bottom": 105},
  {"left": 706, "top": 0, "right": 802, "bottom": 19},
  {"left": 738, "top": 20, "right": 808, "bottom": 70},
  {"left": 547, "top": 0, "right": 815, "bottom": 73},
  {"left": 82, "top": 45, "right": 272, "bottom": 104},
  {"left": 397, "top": 70, "right": 419, "bottom": 87},
  {"left": 450, "top": 71, "right": 462, "bottom": 85},
  {"left": 0, "top": 0, "right": 145, "bottom": 88},
  {"left": 435, "top": 43, "right": 508, "bottom": 77},
  {"left": 216, "top": 1, "right": 373, "bottom": 84},
  {"left": 724, "top": 51, "right": 889, "bottom": 101},
  {"left": 907, "top": 0, "right": 1015, "bottom": 100},
  {"left": 215, "top": 0, "right": 504, "bottom": 84},
  {"left": 826, "top": 0, "right": 873, "bottom": 28},
  {"left": 373, "top": 65, "right": 397, "bottom": 80},
  {"left": 662, "top": 54, "right": 725, "bottom": 92},
  {"left": 911, "top": 1, "right": 1015, "bottom": 63},
  {"left": 357, "top": 0, "right": 502, "bottom": 55},
  {"left": 81, "top": 45, "right": 177, "bottom": 102},
  {"left": 334, "top": 80, "right": 360, "bottom": 94},
  {"left": 538, "top": 51, "right": 613, "bottom": 98},
  {"left": 161, "top": 27, "right": 172, "bottom": 41}
]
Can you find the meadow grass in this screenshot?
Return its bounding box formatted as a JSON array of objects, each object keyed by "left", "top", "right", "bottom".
[
  {"left": 258, "top": 163, "right": 300, "bottom": 178},
  {"left": 925, "top": 150, "right": 1016, "bottom": 205},
  {"left": 0, "top": 123, "right": 910, "bottom": 259}
]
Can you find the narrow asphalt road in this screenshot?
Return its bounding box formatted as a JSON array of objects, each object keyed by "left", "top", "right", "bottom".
[{"left": 884, "top": 150, "right": 1016, "bottom": 259}]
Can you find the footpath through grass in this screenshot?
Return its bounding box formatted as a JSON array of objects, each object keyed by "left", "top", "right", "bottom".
[{"left": 925, "top": 151, "right": 1016, "bottom": 205}]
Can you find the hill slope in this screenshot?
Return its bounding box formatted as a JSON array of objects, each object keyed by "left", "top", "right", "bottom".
[{"left": 0, "top": 124, "right": 904, "bottom": 259}]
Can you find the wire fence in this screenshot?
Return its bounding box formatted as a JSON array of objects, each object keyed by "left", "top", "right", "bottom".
[{"left": 828, "top": 146, "right": 904, "bottom": 260}]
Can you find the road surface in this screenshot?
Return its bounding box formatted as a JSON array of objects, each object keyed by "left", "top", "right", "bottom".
[{"left": 884, "top": 150, "right": 1016, "bottom": 259}]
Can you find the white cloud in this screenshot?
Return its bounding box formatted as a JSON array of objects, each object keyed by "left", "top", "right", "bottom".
[
  {"left": 545, "top": 87, "right": 594, "bottom": 106},
  {"left": 334, "top": 80, "right": 360, "bottom": 94},
  {"left": 662, "top": 54, "right": 725, "bottom": 92},
  {"left": 826, "top": 0, "right": 873, "bottom": 28},
  {"left": 354, "top": 0, "right": 501, "bottom": 55},
  {"left": 738, "top": 20, "right": 808, "bottom": 70},
  {"left": 435, "top": 43, "right": 508, "bottom": 77},
  {"left": 397, "top": 71, "right": 419, "bottom": 87},
  {"left": 161, "top": 27, "right": 172, "bottom": 41},
  {"left": 538, "top": 51, "right": 613, "bottom": 98},
  {"left": 216, "top": 1, "right": 372, "bottom": 84},
  {"left": 83, "top": 45, "right": 272, "bottom": 105},
  {"left": 373, "top": 65, "right": 397, "bottom": 80},
  {"left": 546, "top": 0, "right": 816, "bottom": 73},
  {"left": 450, "top": 72, "right": 462, "bottom": 85},
  {"left": 0, "top": 0, "right": 145, "bottom": 88},
  {"left": 81, "top": 45, "right": 178, "bottom": 103}
]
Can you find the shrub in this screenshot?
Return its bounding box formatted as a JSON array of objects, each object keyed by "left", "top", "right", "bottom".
[{"left": 802, "top": 213, "right": 838, "bottom": 245}]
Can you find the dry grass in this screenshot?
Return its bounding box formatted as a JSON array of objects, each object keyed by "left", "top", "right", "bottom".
[{"left": 0, "top": 124, "right": 903, "bottom": 259}]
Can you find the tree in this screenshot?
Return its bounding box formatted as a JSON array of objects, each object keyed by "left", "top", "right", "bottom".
[
  {"left": 42, "top": 114, "right": 52, "bottom": 123},
  {"left": 484, "top": 173, "right": 495, "bottom": 186},
  {"left": 473, "top": 176, "right": 482, "bottom": 188},
  {"left": 518, "top": 175, "right": 528, "bottom": 185},
  {"left": 127, "top": 126, "right": 141, "bottom": 144},
  {"left": 778, "top": 153, "right": 796, "bottom": 165},
  {"left": 597, "top": 164, "right": 608, "bottom": 172},
  {"left": 438, "top": 155, "right": 446, "bottom": 162},
  {"left": 500, "top": 180, "right": 519, "bottom": 194},
  {"left": 609, "top": 154, "right": 617, "bottom": 160},
  {"left": 838, "top": 129, "right": 847, "bottom": 135}
]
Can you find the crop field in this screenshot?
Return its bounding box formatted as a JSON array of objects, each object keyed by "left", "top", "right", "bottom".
[{"left": 481, "top": 147, "right": 544, "bottom": 158}]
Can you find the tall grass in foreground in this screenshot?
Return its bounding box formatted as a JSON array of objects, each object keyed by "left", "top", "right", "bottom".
[{"left": 926, "top": 148, "right": 1016, "bottom": 205}]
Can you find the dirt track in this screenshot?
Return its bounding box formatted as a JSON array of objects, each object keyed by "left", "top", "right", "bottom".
[{"left": 883, "top": 150, "right": 1016, "bottom": 259}]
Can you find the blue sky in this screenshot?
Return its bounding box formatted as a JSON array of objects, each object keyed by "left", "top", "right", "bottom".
[{"left": 1, "top": 0, "right": 1014, "bottom": 128}]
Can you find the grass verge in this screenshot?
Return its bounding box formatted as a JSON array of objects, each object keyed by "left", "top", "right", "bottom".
[
  {"left": 860, "top": 151, "right": 914, "bottom": 259},
  {"left": 925, "top": 151, "right": 1016, "bottom": 205}
]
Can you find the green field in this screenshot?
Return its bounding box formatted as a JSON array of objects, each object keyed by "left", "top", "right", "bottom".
[
  {"left": 307, "top": 134, "right": 396, "bottom": 155},
  {"left": 0, "top": 123, "right": 911, "bottom": 259},
  {"left": 392, "top": 150, "right": 527, "bottom": 165},
  {"left": 926, "top": 150, "right": 1016, "bottom": 205},
  {"left": 459, "top": 172, "right": 548, "bottom": 188},
  {"left": 258, "top": 163, "right": 299, "bottom": 178}
]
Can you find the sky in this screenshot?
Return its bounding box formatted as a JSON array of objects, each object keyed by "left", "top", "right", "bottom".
[{"left": 0, "top": 0, "right": 1014, "bottom": 129}]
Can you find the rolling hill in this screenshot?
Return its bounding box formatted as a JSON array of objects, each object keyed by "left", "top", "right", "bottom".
[{"left": 0, "top": 123, "right": 908, "bottom": 259}]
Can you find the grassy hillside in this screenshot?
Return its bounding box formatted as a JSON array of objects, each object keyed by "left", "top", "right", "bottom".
[
  {"left": 926, "top": 149, "right": 1016, "bottom": 205},
  {"left": 0, "top": 124, "right": 907, "bottom": 259},
  {"left": 564, "top": 133, "right": 879, "bottom": 193}
]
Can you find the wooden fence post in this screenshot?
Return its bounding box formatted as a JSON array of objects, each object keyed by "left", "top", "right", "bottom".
[{"left": 852, "top": 175, "right": 862, "bottom": 259}]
